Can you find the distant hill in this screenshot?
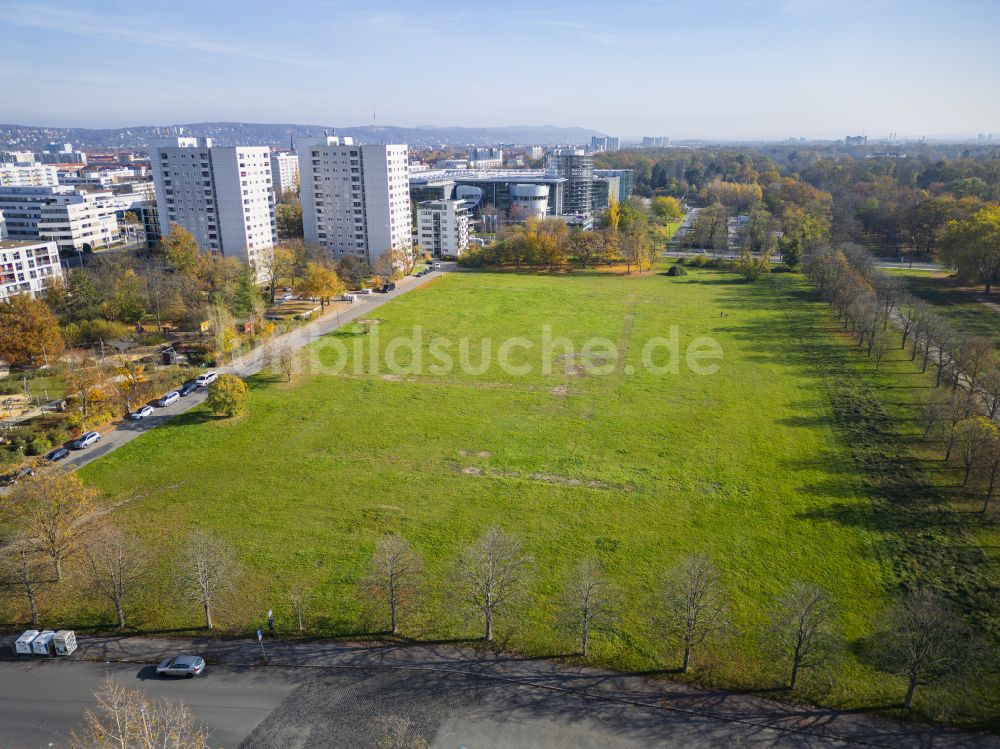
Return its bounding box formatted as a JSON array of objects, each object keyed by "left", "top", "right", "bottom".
[{"left": 0, "top": 122, "right": 605, "bottom": 151}]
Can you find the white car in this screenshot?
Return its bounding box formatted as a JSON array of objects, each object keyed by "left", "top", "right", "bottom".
[
  {"left": 356, "top": 288, "right": 373, "bottom": 296},
  {"left": 72, "top": 431, "right": 101, "bottom": 449},
  {"left": 156, "top": 655, "right": 205, "bottom": 678},
  {"left": 280, "top": 293, "right": 294, "bottom": 301},
  {"left": 195, "top": 371, "right": 218, "bottom": 388},
  {"left": 130, "top": 405, "right": 154, "bottom": 420},
  {"left": 157, "top": 391, "right": 180, "bottom": 407}
]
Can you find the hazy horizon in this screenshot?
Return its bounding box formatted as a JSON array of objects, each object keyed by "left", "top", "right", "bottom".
[{"left": 1, "top": 0, "right": 998, "bottom": 140}]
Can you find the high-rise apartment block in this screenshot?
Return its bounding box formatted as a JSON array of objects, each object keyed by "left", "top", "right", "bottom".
[
  {"left": 0, "top": 186, "right": 122, "bottom": 254},
  {"left": 0, "top": 164, "right": 60, "bottom": 187},
  {"left": 296, "top": 136, "right": 411, "bottom": 266},
  {"left": 590, "top": 136, "right": 621, "bottom": 152},
  {"left": 270, "top": 151, "right": 300, "bottom": 196},
  {"left": 149, "top": 137, "right": 276, "bottom": 270},
  {"left": 416, "top": 199, "right": 470, "bottom": 257}
]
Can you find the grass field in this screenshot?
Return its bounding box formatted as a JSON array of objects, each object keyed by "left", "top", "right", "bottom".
[{"left": 14, "top": 265, "right": 1000, "bottom": 722}]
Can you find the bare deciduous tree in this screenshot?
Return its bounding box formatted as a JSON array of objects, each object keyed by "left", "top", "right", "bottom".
[
  {"left": 0, "top": 537, "right": 47, "bottom": 625},
  {"left": 177, "top": 530, "right": 240, "bottom": 630},
  {"left": 361, "top": 534, "right": 424, "bottom": 636},
  {"left": 560, "top": 558, "right": 617, "bottom": 657},
  {"left": 767, "top": 581, "right": 838, "bottom": 690},
  {"left": 70, "top": 676, "right": 208, "bottom": 749},
  {"left": 288, "top": 585, "right": 310, "bottom": 633},
  {"left": 457, "top": 527, "right": 531, "bottom": 642},
  {"left": 266, "top": 343, "right": 296, "bottom": 382},
  {"left": 658, "top": 553, "right": 729, "bottom": 673},
  {"left": 12, "top": 470, "right": 98, "bottom": 582},
  {"left": 875, "top": 589, "right": 969, "bottom": 709},
  {"left": 85, "top": 525, "right": 147, "bottom": 629}
]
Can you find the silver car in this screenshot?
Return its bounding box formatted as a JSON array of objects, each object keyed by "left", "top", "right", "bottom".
[{"left": 156, "top": 655, "right": 205, "bottom": 678}]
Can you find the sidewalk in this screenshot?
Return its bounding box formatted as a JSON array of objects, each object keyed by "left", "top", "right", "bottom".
[{"left": 42, "top": 634, "right": 1000, "bottom": 749}]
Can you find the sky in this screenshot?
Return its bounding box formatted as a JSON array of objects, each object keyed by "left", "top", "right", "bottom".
[{"left": 0, "top": 0, "right": 998, "bottom": 140}]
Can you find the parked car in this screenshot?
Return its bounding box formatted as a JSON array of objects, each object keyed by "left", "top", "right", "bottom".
[
  {"left": 179, "top": 381, "right": 199, "bottom": 396},
  {"left": 381, "top": 282, "right": 396, "bottom": 293},
  {"left": 71, "top": 431, "right": 101, "bottom": 450},
  {"left": 156, "top": 655, "right": 205, "bottom": 678},
  {"left": 156, "top": 391, "right": 180, "bottom": 407},
  {"left": 195, "top": 371, "right": 218, "bottom": 388},
  {"left": 280, "top": 293, "right": 294, "bottom": 301},
  {"left": 130, "top": 405, "right": 155, "bottom": 420},
  {"left": 340, "top": 293, "right": 356, "bottom": 303},
  {"left": 357, "top": 288, "right": 373, "bottom": 296},
  {"left": 433, "top": 262, "right": 441, "bottom": 269},
  {"left": 45, "top": 447, "right": 70, "bottom": 462},
  {"left": 0, "top": 467, "right": 34, "bottom": 486}
]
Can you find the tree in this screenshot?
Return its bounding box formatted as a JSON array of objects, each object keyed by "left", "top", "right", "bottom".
[
  {"left": 606, "top": 196, "right": 622, "bottom": 231},
  {"left": 266, "top": 344, "right": 296, "bottom": 382},
  {"left": 735, "top": 250, "right": 771, "bottom": 282},
  {"left": 0, "top": 293, "right": 64, "bottom": 366},
  {"left": 70, "top": 677, "right": 208, "bottom": 749},
  {"left": 109, "top": 355, "right": 148, "bottom": 416},
  {"left": 288, "top": 585, "right": 310, "bottom": 632},
  {"left": 570, "top": 229, "right": 604, "bottom": 269},
  {"left": 457, "top": 526, "right": 531, "bottom": 642},
  {"left": 85, "top": 524, "right": 146, "bottom": 628},
  {"left": 336, "top": 255, "right": 368, "bottom": 289},
  {"left": 871, "top": 327, "right": 892, "bottom": 370},
  {"left": 559, "top": 558, "right": 616, "bottom": 657},
  {"left": 0, "top": 538, "right": 47, "bottom": 626},
  {"left": 767, "top": 581, "right": 838, "bottom": 690},
  {"left": 12, "top": 470, "right": 98, "bottom": 582},
  {"left": 360, "top": 534, "right": 424, "bottom": 636},
  {"left": 206, "top": 373, "right": 248, "bottom": 418},
  {"left": 64, "top": 351, "right": 106, "bottom": 418},
  {"left": 658, "top": 553, "right": 729, "bottom": 673},
  {"left": 952, "top": 416, "right": 998, "bottom": 487},
  {"left": 652, "top": 195, "right": 683, "bottom": 221},
  {"left": 619, "top": 225, "right": 653, "bottom": 274},
  {"left": 259, "top": 243, "right": 297, "bottom": 303},
  {"left": 160, "top": 224, "right": 204, "bottom": 276},
  {"left": 276, "top": 201, "right": 304, "bottom": 238},
  {"left": 939, "top": 206, "right": 1000, "bottom": 293},
  {"left": 874, "top": 590, "right": 969, "bottom": 709},
  {"left": 177, "top": 530, "right": 240, "bottom": 630},
  {"left": 299, "top": 261, "right": 344, "bottom": 310}
]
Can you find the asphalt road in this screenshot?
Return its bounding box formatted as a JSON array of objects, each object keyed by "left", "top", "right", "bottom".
[
  {"left": 58, "top": 264, "right": 454, "bottom": 473},
  {"left": 0, "top": 659, "right": 301, "bottom": 748}
]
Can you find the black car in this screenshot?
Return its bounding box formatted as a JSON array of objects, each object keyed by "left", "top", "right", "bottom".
[
  {"left": 382, "top": 282, "right": 396, "bottom": 293},
  {"left": 179, "top": 381, "right": 199, "bottom": 396},
  {"left": 45, "top": 447, "right": 70, "bottom": 462}
]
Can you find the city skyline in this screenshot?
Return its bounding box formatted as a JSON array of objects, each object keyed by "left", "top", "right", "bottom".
[{"left": 1, "top": 0, "right": 997, "bottom": 140}]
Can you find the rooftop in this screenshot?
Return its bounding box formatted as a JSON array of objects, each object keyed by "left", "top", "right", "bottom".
[
  {"left": 410, "top": 168, "right": 566, "bottom": 185},
  {"left": 0, "top": 238, "right": 58, "bottom": 250}
]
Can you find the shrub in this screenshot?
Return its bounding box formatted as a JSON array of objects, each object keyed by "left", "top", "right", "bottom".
[
  {"left": 458, "top": 249, "right": 486, "bottom": 268},
  {"left": 62, "top": 319, "right": 133, "bottom": 347},
  {"left": 206, "top": 374, "right": 248, "bottom": 418},
  {"left": 690, "top": 254, "right": 708, "bottom": 267},
  {"left": 26, "top": 436, "right": 52, "bottom": 456},
  {"left": 666, "top": 265, "right": 688, "bottom": 276}
]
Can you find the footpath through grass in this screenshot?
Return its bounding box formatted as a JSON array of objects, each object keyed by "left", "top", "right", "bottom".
[{"left": 24, "top": 265, "right": 994, "bottom": 722}]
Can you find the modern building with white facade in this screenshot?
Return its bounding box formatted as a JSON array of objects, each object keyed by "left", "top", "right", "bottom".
[
  {"left": 0, "top": 164, "right": 60, "bottom": 187},
  {"left": 270, "top": 151, "right": 299, "bottom": 196},
  {"left": 409, "top": 169, "right": 566, "bottom": 220},
  {"left": 0, "top": 212, "right": 63, "bottom": 299},
  {"left": 296, "top": 136, "right": 411, "bottom": 266},
  {"left": 416, "top": 199, "right": 470, "bottom": 257},
  {"left": 0, "top": 186, "right": 121, "bottom": 254},
  {"left": 149, "top": 137, "right": 276, "bottom": 270},
  {"left": 545, "top": 149, "right": 594, "bottom": 216},
  {"left": 467, "top": 147, "right": 503, "bottom": 169}
]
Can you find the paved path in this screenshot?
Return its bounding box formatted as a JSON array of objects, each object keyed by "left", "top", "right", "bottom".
[
  {"left": 4, "top": 634, "right": 994, "bottom": 749},
  {"left": 58, "top": 264, "right": 453, "bottom": 473}
]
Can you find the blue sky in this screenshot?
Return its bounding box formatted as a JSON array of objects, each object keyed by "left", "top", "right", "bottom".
[{"left": 1, "top": 0, "right": 997, "bottom": 139}]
